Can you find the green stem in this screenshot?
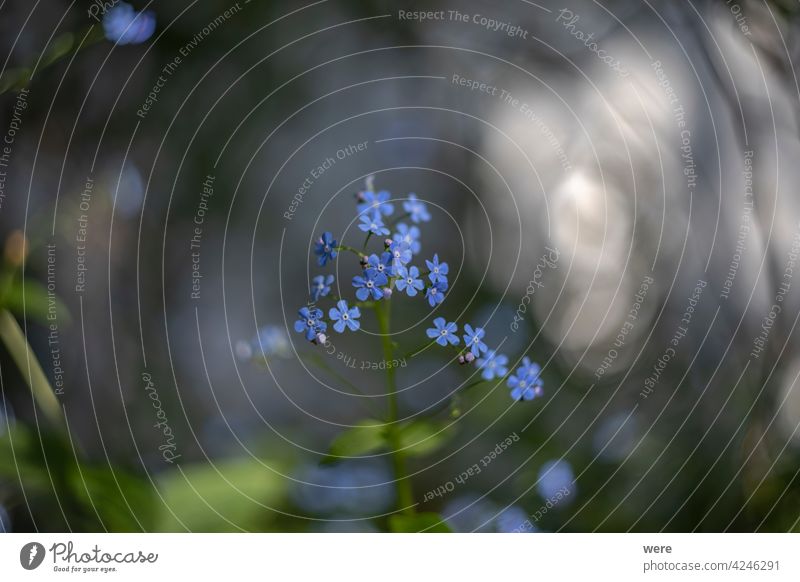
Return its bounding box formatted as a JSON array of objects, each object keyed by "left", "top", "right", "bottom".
[
  {"left": 334, "top": 244, "right": 364, "bottom": 258},
  {"left": 0, "top": 309, "right": 65, "bottom": 430},
  {"left": 375, "top": 299, "right": 415, "bottom": 515},
  {"left": 404, "top": 338, "right": 437, "bottom": 360}
]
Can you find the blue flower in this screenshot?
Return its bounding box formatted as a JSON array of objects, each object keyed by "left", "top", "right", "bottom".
[
  {"left": 425, "top": 254, "right": 449, "bottom": 283},
  {"left": 329, "top": 300, "right": 361, "bottom": 333},
  {"left": 537, "top": 459, "right": 576, "bottom": 501},
  {"left": 365, "top": 252, "right": 394, "bottom": 278},
  {"left": 463, "top": 324, "right": 488, "bottom": 357},
  {"left": 495, "top": 506, "right": 532, "bottom": 533},
  {"left": 403, "top": 193, "right": 431, "bottom": 223},
  {"left": 395, "top": 265, "right": 425, "bottom": 297},
  {"left": 294, "top": 307, "right": 327, "bottom": 341},
  {"left": 358, "top": 189, "right": 394, "bottom": 218},
  {"left": 425, "top": 279, "right": 448, "bottom": 307},
  {"left": 476, "top": 350, "right": 508, "bottom": 380},
  {"left": 314, "top": 232, "right": 338, "bottom": 266},
  {"left": 358, "top": 213, "right": 390, "bottom": 237},
  {"left": 252, "top": 325, "right": 291, "bottom": 358},
  {"left": 507, "top": 358, "right": 544, "bottom": 401},
  {"left": 352, "top": 270, "right": 387, "bottom": 301},
  {"left": 103, "top": 2, "right": 156, "bottom": 45},
  {"left": 426, "top": 317, "right": 459, "bottom": 346},
  {"left": 310, "top": 274, "right": 334, "bottom": 301},
  {"left": 389, "top": 241, "right": 412, "bottom": 268},
  {"left": 393, "top": 223, "right": 421, "bottom": 254}
]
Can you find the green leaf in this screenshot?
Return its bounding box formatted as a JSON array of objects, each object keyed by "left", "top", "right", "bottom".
[
  {"left": 389, "top": 512, "right": 452, "bottom": 533},
  {"left": 1, "top": 277, "right": 71, "bottom": 326},
  {"left": 40, "top": 33, "right": 75, "bottom": 68},
  {"left": 69, "top": 464, "right": 156, "bottom": 532},
  {"left": 397, "top": 419, "right": 453, "bottom": 458},
  {"left": 325, "top": 419, "right": 387, "bottom": 461},
  {"left": 155, "top": 458, "right": 289, "bottom": 532}
]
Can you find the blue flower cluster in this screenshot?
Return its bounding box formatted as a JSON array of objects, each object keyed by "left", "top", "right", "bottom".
[
  {"left": 300, "top": 179, "right": 441, "bottom": 343},
  {"left": 423, "top": 318, "right": 544, "bottom": 401},
  {"left": 295, "top": 177, "right": 543, "bottom": 401}
]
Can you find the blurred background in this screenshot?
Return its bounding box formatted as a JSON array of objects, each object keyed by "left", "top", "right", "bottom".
[{"left": 1, "top": 0, "right": 800, "bottom": 532}]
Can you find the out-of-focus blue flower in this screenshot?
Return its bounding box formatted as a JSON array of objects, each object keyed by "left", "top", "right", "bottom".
[
  {"left": 329, "top": 300, "right": 361, "bottom": 333},
  {"left": 477, "top": 350, "right": 508, "bottom": 380},
  {"left": 314, "top": 232, "right": 338, "bottom": 267},
  {"left": 537, "top": 459, "right": 576, "bottom": 502},
  {"left": 518, "top": 356, "right": 538, "bottom": 375},
  {"left": 443, "top": 495, "right": 498, "bottom": 533},
  {"left": 495, "top": 505, "right": 533, "bottom": 533},
  {"left": 352, "top": 270, "right": 386, "bottom": 301},
  {"left": 393, "top": 223, "right": 421, "bottom": 254},
  {"left": 507, "top": 357, "right": 543, "bottom": 401},
  {"left": 252, "top": 325, "right": 291, "bottom": 358},
  {"left": 103, "top": 2, "right": 156, "bottom": 45},
  {"left": 426, "top": 317, "right": 459, "bottom": 346},
  {"left": 294, "top": 307, "right": 326, "bottom": 341},
  {"left": 292, "top": 461, "right": 394, "bottom": 517},
  {"left": 110, "top": 162, "right": 145, "bottom": 218},
  {"left": 365, "top": 252, "right": 394, "bottom": 279},
  {"left": 463, "top": 324, "right": 488, "bottom": 357},
  {"left": 395, "top": 265, "right": 424, "bottom": 297},
  {"left": 426, "top": 279, "right": 447, "bottom": 307},
  {"left": 357, "top": 189, "right": 394, "bottom": 218},
  {"left": 388, "top": 241, "right": 412, "bottom": 269},
  {"left": 310, "top": 274, "right": 334, "bottom": 301},
  {"left": 358, "top": 213, "right": 390, "bottom": 237},
  {"left": 403, "top": 193, "right": 431, "bottom": 223},
  {"left": 425, "top": 254, "right": 449, "bottom": 283}
]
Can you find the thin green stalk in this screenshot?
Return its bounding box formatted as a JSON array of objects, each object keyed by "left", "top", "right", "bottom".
[
  {"left": 375, "top": 299, "right": 415, "bottom": 515},
  {"left": 404, "top": 338, "right": 437, "bottom": 360},
  {"left": 0, "top": 309, "right": 64, "bottom": 430},
  {"left": 334, "top": 244, "right": 364, "bottom": 258},
  {"left": 301, "top": 352, "right": 382, "bottom": 418}
]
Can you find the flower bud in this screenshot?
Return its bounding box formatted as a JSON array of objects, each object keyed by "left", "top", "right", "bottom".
[
  {"left": 458, "top": 355, "right": 466, "bottom": 365},
  {"left": 464, "top": 352, "right": 475, "bottom": 363},
  {"left": 4, "top": 230, "right": 28, "bottom": 267},
  {"left": 383, "top": 287, "right": 392, "bottom": 298},
  {"left": 384, "top": 238, "right": 393, "bottom": 248},
  {"left": 314, "top": 332, "right": 327, "bottom": 345}
]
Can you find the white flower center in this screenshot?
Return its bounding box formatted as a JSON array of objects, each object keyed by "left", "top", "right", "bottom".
[{"left": 342, "top": 314, "right": 349, "bottom": 320}]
